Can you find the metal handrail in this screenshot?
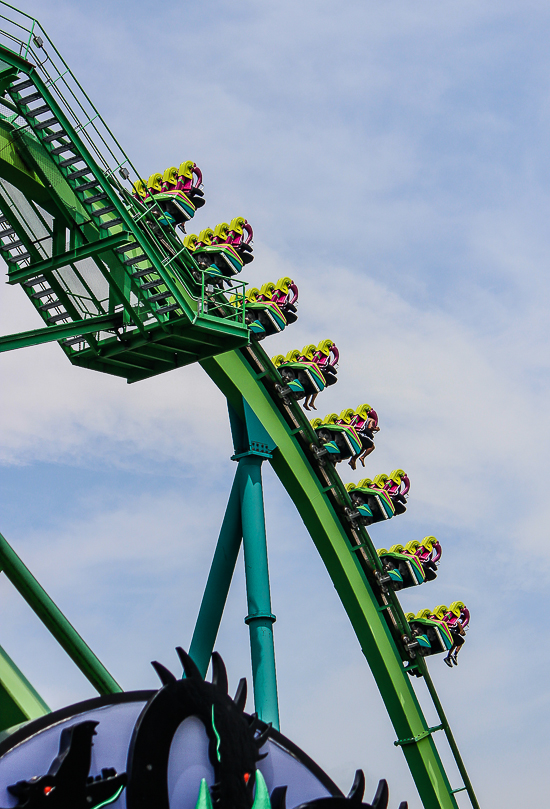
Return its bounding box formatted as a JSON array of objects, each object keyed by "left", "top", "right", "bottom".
[
  {"left": 0, "top": 3, "right": 197, "bottom": 269},
  {"left": 0, "top": 3, "right": 249, "bottom": 330}
]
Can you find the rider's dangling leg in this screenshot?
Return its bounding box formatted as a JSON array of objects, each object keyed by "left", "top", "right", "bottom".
[{"left": 444, "top": 630, "right": 465, "bottom": 666}]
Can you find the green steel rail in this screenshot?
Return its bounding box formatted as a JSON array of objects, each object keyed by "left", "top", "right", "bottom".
[
  {"left": 0, "top": 532, "right": 122, "bottom": 696},
  {"left": 202, "top": 344, "right": 480, "bottom": 809},
  {"left": 0, "top": 643, "right": 50, "bottom": 731}
]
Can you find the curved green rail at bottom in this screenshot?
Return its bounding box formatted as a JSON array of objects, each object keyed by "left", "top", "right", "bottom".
[{"left": 202, "top": 344, "right": 478, "bottom": 809}]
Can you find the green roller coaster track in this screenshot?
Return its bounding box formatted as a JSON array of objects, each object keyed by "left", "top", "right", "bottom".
[{"left": 0, "top": 5, "right": 479, "bottom": 808}]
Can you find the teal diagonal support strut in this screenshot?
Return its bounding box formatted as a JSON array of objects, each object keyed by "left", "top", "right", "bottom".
[{"left": 189, "top": 472, "right": 243, "bottom": 677}]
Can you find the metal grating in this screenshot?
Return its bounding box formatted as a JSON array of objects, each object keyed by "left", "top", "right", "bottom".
[
  {"left": 0, "top": 176, "right": 52, "bottom": 258},
  {"left": 52, "top": 256, "right": 108, "bottom": 318}
]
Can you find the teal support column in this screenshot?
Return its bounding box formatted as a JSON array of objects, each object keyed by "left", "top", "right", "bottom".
[
  {"left": 189, "top": 472, "right": 243, "bottom": 677},
  {"left": 239, "top": 454, "right": 279, "bottom": 730},
  {"left": 189, "top": 399, "right": 280, "bottom": 727}
]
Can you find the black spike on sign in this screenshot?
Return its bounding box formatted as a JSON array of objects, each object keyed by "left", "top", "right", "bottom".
[
  {"left": 212, "top": 652, "right": 229, "bottom": 694},
  {"left": 151, "top": 661, "right": 177, "bottom": 686},
  {"left": 175, "top": 647, "right": 203, "bottom": 680}
]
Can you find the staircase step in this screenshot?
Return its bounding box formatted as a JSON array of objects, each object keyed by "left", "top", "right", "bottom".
[
  {"left": 5, "top": 252, "right": 30, "bottom": 263},
  {"left": 50, "top": 143, "right": 75, "bottom": 156},
  {"left": 32, "top": 287, "right": 54, "bottom": 299},
  {"left": 0, "top": 216, "right": 8, "bottom": 225},
  {"left": 20, "top": 91, "right": 43, "bottom": 104},
  {"left": 116, "top": 241, "right": 140, "bottom": 253},
  {"left": 75, "top": 179, "right": 101, "bottom": 192},
  {"left": 59, "top": 155, "right": 85, "bottom": 168},
  {"left": 123, "top": 253, "right": 148, "bottom": 266},
  {"left": 43, "top": 129, "right": 67, "bottom": 143},
  {"left": 40, "top": 299, "right": 63, "bottom": 311},
  {"left": 83, "top": 192, "right": 108, "bottom": 205},
  {"left": 132, "top": 267, "right": 158, "bottom": 279},
  {"left": 10, "top": 78, "right": 33, "bottom": 93},
  {"left": 63, "top": 335, "right": 87, "bottom": 347},
  {"left": 68, "top": 167, "right": 93, "bottom": 180},
  {"left": 91, "top": 205, "right": 115, "bottom": 217},
  {"left": 141, "top": 279, "right": 165, "bottom": 290},
  {"left": 48, "top": 312, "right": 69, "bottom": 323},
  {"left": 148, "top": 291, "right": 171, "bottom": 303},
  {"left": 4, "top": 239, "right": 24, "bottom": 249},
  {"left": 35, "top": 117, "right": 59, "bottom": 130},
  {"left": 99, "top": 218, "right": 122, "bottom": 229},
  {"left": 0, "top": 228, "right": 15, "bottom": 238},
  {"left": 23, "top": 275, "right": 47, "bottom": 287},
  {"left": 156, "top": 304, "right": 179, "bottom": 315},
  {"left": 29, "top": 104, "right": 51, "bottom": 118}
]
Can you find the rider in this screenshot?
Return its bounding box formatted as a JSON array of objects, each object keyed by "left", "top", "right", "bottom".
[
  {"left": 298, "top": 344, "right": 321, "bottom": 411},
  {"left": 349, "top": 404, "right": 380, "bottom": 470},
  {"left": 175, "top": 161, "right": 206, "bottom": 208},
  {"left": 414, "top": 536, "right": 442, "bottom": 582},
  {"left": 443, "top": 602, "right": 469, "bottom": 667},
  {"left": 269, "top": 277, "right": 299, "bottom": 324},
  {"left": 385, "top": 470, "right": 410, "bottom": 514},
  {"left": 312, "top": 340, "right": 338, "bottom": 388},
  {"left": 227, "top": 217, "right": 254, "bottom": 264}
]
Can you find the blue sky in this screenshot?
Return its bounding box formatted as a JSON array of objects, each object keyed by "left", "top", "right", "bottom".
[{"left": 1, "top": 0, "right": 550, "bottom": 806}]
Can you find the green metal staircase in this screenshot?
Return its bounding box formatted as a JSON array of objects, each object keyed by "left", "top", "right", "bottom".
[{"left": 0, "top": 9, "right": 249, "bottom": 381}]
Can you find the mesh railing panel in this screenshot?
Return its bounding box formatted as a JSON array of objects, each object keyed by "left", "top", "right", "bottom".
[
  {"left": 52, "top": 258, "right": 107, "bottom": 318},
  {"left": 0, "top": 175, "right": 52, "bottom": 258}
]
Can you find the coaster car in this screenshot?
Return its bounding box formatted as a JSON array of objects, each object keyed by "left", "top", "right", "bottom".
[
  {"left": 243, "top": 287, "right": 287, "bottom": 339},
  {"left": 132, "top": 171, "right": 198, "bottom": 229},
  {"left": 310, "top": 411, "right": 363, "bottom": 463},
  {"left": 376, "top": 541, "right": 428, "bottom": 591},
  {"left": 404, "top": 606, "right": 454, "bottom": 658},
  {"left": 163, "top": 161, "right": 206, "bottom": 209},
  {"left": 184, "top": 223, "right": 246, "bottom": 285},
  {"left": 132, "top": 178, "right": 180, "bottom": 227},
  {"left": 345, "top": 478, "right": 396, "bottom": 525},
  {"left": 340, "top": 403, "right": 380, "bottom": 468},
  {"left": 249, "top": 277, "right": 300, "bottom": 334},
  {"left": 272, "top": 346, "right": 327, "bottom": 407}
]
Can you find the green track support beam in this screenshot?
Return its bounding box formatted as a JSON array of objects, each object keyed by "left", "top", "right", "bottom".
[
  {"left": 0, "top": 532, "right": 121, "bottom": 695},
  {"left": 201, "top": 348, "right": 470, "bottom": 809},
  {"left": 0, "top": 313, "right": 123, "bottom": 353},
  {"left": 0, "top": 644, "right": 49, "bottom": 733}
]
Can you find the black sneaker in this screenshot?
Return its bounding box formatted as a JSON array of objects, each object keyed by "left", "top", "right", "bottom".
[
  {"left": 452, "top": 656, "right": 458, "bottom": 666},
  {"left": 444, "top": 655, "right": 453, "bottom": 668}
]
